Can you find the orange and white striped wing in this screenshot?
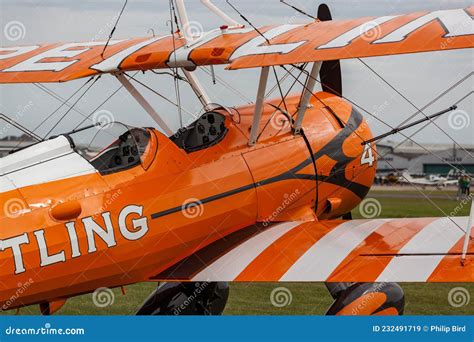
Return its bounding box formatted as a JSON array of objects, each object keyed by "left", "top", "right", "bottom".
[
  {"left": 154, "top": 217, "right": 473, "bottom": 282},
  {"left": 1, "top": 7, "right": 473, "bottom": 83}
]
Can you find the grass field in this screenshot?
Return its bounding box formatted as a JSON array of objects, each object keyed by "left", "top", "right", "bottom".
[{"left": 9, "top": 188, "right": 474, "bottom": 315}]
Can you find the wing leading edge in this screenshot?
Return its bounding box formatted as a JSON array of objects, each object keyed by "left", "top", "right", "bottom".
[
  {"left": 152, "top": 217, "right": 473, "bottom": 282},
  {"left": 0, "top": 7, "right": 472, "bottom": 83}
]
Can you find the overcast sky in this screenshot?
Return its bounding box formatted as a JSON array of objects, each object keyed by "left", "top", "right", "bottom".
[{"left": 0, "top": 0, "right": 472, "bottom": 146}]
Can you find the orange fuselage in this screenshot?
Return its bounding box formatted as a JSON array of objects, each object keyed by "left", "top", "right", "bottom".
[{"left": 0, "top": 91, "right": 375, "bottom": 310}]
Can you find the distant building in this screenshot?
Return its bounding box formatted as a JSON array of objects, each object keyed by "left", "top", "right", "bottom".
[
  {"left": 0, "top": 135, "right": 99, "bottom": 159},
  {"left": 408, "top": 149, "right": 474, "bottom": 175},
  {"left": 376, "top": 140, "right": 474, "bottom": 176},
  {"left": 375, "top": 143, "right": 410, "bottom": 174},
  {"left": 0, "top": 134, "right": 36, "bottom": 157}
]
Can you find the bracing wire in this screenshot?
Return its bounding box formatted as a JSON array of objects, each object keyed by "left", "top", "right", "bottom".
[
  {"left": 281, "top": 66, "right": 468, "bottom": 233},
  {"left": 272, "top": 66, "right": 289, "bottom": 113},
  {"left": 284, "top": 63, "right": 470, "bottom": 177},
  {"left": 280, "top": 0, "right": 317, "bottom": 20},
  {"left": 358, "top": 59, "right": 473, "bottom": 158},
  {"left": 389, "top": 74, "right": 473, "bottom": 153},
  {"left": 125, "top": 72, "right": 194, "bottom": 116},
  {"left": 71, "top": 72, "right": 141, "bottom": 131},
  {"left": 35, "top": 83, "right": 90, "bottom": 120},
  {"left": 200, "top": 64, "right": 298, "bottom": 105},
  {"left": 169, "top": 0, "right": 184, "bottom": 128},
  {"left": 226, "top": 1, "right": 269, "bottom": 44},
  {"left": 43, "top": 76, "right": 101, "bottom": 138},
  {"left": 200, "top": 66, "right": 253, "bottom": 103},
  {"left": 281, "top": 2, "right": 473, "bottom": 165},
  {"left": 11, "top": 78, "right": 94, "bottom": 150},
  {"left": 256, "top": 65, "right": 307, "bottom": 141},
  {"left": 265, "top": 65, "right": 297, "bottom": 99},
  {"left": 101, "top": 0, "right": 128, "bottom": 58},
  {"left": 33, "top": 79, "right": 93, "bottom": 133}
]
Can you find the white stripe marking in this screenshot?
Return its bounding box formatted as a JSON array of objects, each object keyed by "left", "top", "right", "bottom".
[
  {"left": 230, "top": 25, "right": 305, "bottom": 60},
  {"left": 192, "top": 221, "right": 301, "bottom": 281},
  {"left": 92, "top": 37, "right": 162, "bottom": 73},
  {"left": 318, "top": 16, "right": 398, "bottom": 49},
  {"left": 281, "top": 219, "right": 388, "bottom": 281},
  {"left": 376, "top": 217, "right": 467, "bottom": 282},
  {"left": 0, "top": 136, "right": 97, "bottom": 193},
  {"left": 3, "top": 153, "right": 96, "bottom": 191},
  {"left": 0, "top": 136, "right": 72, "bottom": 175}
]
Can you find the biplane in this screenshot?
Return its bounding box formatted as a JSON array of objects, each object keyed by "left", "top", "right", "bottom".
[
  {"left": 0, "top": 1, "right": 473, "bottom": 316},
  {"left": 400, "top": 170, "right": 458, "bottom": 188}
]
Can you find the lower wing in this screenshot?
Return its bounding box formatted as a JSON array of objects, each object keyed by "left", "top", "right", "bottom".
[{"left": 152, "top": 217, "right": 473, "bottom": 282}]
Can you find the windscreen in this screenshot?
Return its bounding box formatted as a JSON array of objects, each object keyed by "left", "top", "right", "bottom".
[{"left": 70, "top": 122, "right": 150, "bottom": 174}]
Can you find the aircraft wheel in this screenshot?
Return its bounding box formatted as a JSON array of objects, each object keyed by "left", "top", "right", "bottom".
[
  {"left": 326, "top": 282, "right": 405, "bottom": 315},
  {"left": 136, "top": 282, "right": 229, "bottom": 315}
]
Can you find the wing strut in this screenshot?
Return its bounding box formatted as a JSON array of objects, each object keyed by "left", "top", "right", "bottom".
[
  {"left": 0, "top": 113, "right": 42, "bottom": 142},
  {"left": 200, "top": 0, "right": 240, "bottom": 27},
  {"left": 175, "top": 0, "right": 192, "bottom": 44},
  {"left": 115, "top": 73, "right": 173, "bottom": 136},
  {"left": 294, "top": 61, "right": 322, "bottom": 135},
  {"left": 248, "top": 66, "right": 270, "bottom": 146},
  {"left": 183, "top": 69, "right": 212, "bottom": 110}
]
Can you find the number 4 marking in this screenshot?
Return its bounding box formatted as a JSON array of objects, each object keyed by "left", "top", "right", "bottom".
[{"left": 361, "top": 143, "right": 375, "bottom": 167}]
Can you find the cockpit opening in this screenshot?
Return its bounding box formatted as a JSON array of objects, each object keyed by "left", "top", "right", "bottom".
[
  {"left": 69, "top": 122, "right": 151, "bottom": 175},
  {"left": 171, "top": 104, "right": 233, "bottom": 153}
]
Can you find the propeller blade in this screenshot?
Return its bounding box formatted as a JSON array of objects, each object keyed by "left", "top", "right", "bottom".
[
  {"left": 317, "top": 4, "right": 343, "bottom": 97},
  {"left": 317, "top": 3, "right": 332, "bottom": 20}
]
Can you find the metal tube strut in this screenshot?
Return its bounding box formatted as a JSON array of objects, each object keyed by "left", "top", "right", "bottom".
[
  {"left": 182, "top": 69, "right": 212, "bottom": 110},
  {"left": 200, "top": 0, "right": 240, "bottom": 26},
  {"left": 249, "top": 66, "right": 270, "bottom": 146},
  {"left": 115, "top": 73, "right": 173, "bottom": 136},
  {"left": 294, "top": 61, "right": 322, "bottom": 135}
]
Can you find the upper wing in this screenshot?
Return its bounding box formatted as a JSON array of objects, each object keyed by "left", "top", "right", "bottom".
[
  {"left": 152, "top": 217, "right": 473, "bottom": 282},
  {"left": 0, "top": 7, "right": 472, "bottom": 83},
  {"left": 0, "top": 36, "right": 186, "bottom": 83},
  {"left": 227, "top": 7, "right": 474, "bottom": 69}
]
